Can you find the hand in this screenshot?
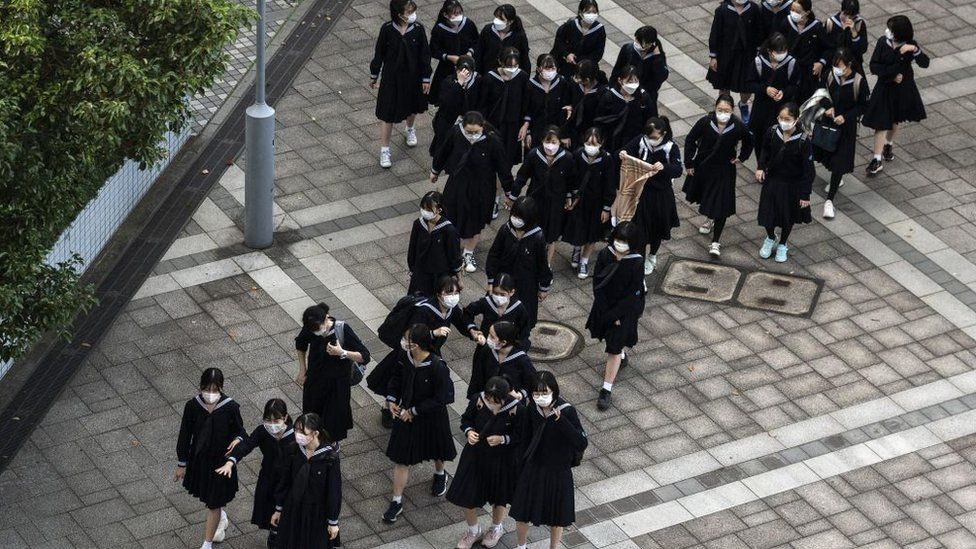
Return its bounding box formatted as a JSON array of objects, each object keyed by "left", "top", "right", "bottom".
[
  {"left": 833, "top": 115, "right": 845, "bottom": 125},
  {"left": 755, "top": 169, "right": 765, "bottom": 183},
  {"left": 842, "top": 18, "right": 854, "bottom": 30},
  {"left": 894, "top": 73, "right": 904, "bottom": 84},
  {"left": 388, "top": 402, "right": 401, "bottom": 416},
  {"left": 774, "top": 90, "right": 784, "bottom": 101},
  {"left": 686, "top": 167, "right": 695, "bottom": 176},
  {"left": 525, "top": 134, "right": 533, "bottom": 149},
  {"left": 824, "top": 108, "right": 834, "bottom": 118},
  {"left": 456, "top": 69, "right": 470, "bottom": 85},
  {"left": 618, "top": 151, "right": 627, "bottom": 161},
  {"left": 430, "top": 173, "right": 439, "bottom": 184},
  {"left": 215, "top": 461, "right": 234, "bottom": 477},
  {"left": 422, "top": 82, "right": 431, "bottom": 95},
  {"left": 486, "top": 435, "right": 504, "bottom": 446},
  {"left": 271, "top": 512, "right": 281, "bottom": 527},
  {"left": 467, "top": 430, "right": 480, "bottom": 445},
  {"left": 399, "top": 408, "right": 414, "bottom": 422},
  {"left": 563, "top": 106, "right": 573, "bottom": 120},
  {"left": 566, "top": 53, "right": 576, "bottom": 64},
  {"left": 433, "top": 326, "right": 451, "bottom": 338},
  {"left": 538, "top": 291, "right": 548, "bottom": 302},
  {"left": 225, "top": 438, "right": 241, "bottom": 455},
  {"left": 295, "top": 372, "right": 306, "bottom": 387},
  {"left": 503, "top": 197, "right": 514, "bottom": 209},
  {"left": 600, "top": 211, "right": 610, "bottom": 223},
  {"left": 812, "top": 62, "right": 823, "bottom": 76},
  {"left": 551, "top": 407, "right": 562, "bottom": 421},
  {"left": 455, "top": 276, "right": 464, "bottom": 290},
  {"left": 328, "top": 525, "right": 339, "bottom": 540},
  {"left": 326, "top": 341, "right": 344, "bottom": 356},
  {"left": 474, "top": 333, "right": 486, "bottom": 345},
  {"left": 447, "top": 55, "right": 460, "bottom": 64},
  {"left": 369, "top": 79, "right": 377, "bottom": 89},
  {"left": 517, "top": 124, "right": 528, "bottom": 142},
  {"left": 510, "top": 390, "right": 523, "bottom": 400},
  {"left": 651, "top": 162, "right": 664, "bottom": 172},
  {"left": 173, "top": 466, "right": 185, "bottom": 482},
  {"left": 709, "top": 58, "right": 718, "bottom": 72},
  {"left": 564, "top": 198, "right": 574, "bottom": 210},
  {"left": 799, "top": 199, "right": 810, "bottom": 208},
  {"left": 766, "top": 86, "right": 778, "bottom": 99},
  {"left": 730, "top": 158, "right": 741, "bottom": 165},
  {"left": 614, "top": 319, "right": 621, "bottom": 326},
  {"left": 899, "top": 44, "right": 916, "bottom": 55}
]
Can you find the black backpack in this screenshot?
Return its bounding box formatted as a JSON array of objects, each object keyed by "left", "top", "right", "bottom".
[{"left": 377, "top": 293, "right": 427, "bottom": 349}]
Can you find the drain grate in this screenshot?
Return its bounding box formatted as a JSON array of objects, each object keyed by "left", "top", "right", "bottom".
[
  {"left": 737, "top": 272, "right": 821, "bottom": 316},
  {"left": 661, "top": 259, "right": 741, "bottom": 303},
  {"left": 528, "top": 321, "right": 583, "bottom": 363}
]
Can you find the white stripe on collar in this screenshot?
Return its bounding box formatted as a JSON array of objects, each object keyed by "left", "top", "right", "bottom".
[
  {"left": 419, "top": 301, "right": 453, "bottom": 319},
  {"left": 534, "top": 147, "right": 568, "bottom": 163},
  {"left": 759, "top": 54, "right": 795, "bottom": 69},
  {"left": 479, "top": 392, "right": 521, "bottom": 413},
  {"left": 460, "top": 72, "right": 479, "bottom": 89},
  {"left": 620, "top": 253, "right": 642, "bottom": 260},
  {"left": 710, "top": 121, "right": 737, "bottom": 134},
  {"left": 529, "top": 75, "right": 562, "bottom": 91},
  {"left": 422, "top": 219, "right": 453, "bottom": 231},
  {"left": 436, "top": 16, "right": 468, "bottom": 33},
  {"left": 787, "top": 17, "right": 819, "bottom": 35},
  {"left": 483, "top": 295, "right": 523, "bottom": 314},
  {"left": 763, "top": 0, "right": 792, "bottom": 12},
  {"left": 775, "top": 128, "right": 804, "bottom": 142},
  {"left": 578, "top": 82, "right": 599, "bottom": 95},
  {"left": 309, "top": 444, "right": 336, "bottom": 457},
  {"left": 491, "top": 347, "right": 526, "bottom": 364},
  {"left": 196, "top": 395, "right": 233, "bottom": 411},
  {"left": 573, "top": 18, "right": 604, "bottom": 36},
  {"left": 726, "top": 2, "right": 753, "bottom": 13},
  {"left": 523, "top": 226, "right": 542, "bottom": 238},
  {"left": 579, "top": 150, "right": 605, "bottom": 164},
  {"left": 282, "top": 428, "right": 295, "bottom": 438}
]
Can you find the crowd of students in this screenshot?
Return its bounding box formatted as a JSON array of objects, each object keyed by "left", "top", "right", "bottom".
[{"left": 172, "top": 1, "right": 929, "bottom": 548}]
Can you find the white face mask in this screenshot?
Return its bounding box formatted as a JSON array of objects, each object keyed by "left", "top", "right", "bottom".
[
  {"left": 884, "top": 28, "right": 894, "bottom": 41},
  {"left": 716, "top": 111, "right": 732, "bottom": 124},
  {"left": 832, "top": 66, "right": 846, "bottom": 79},
  {"left": 633, "top": 40, "right": 645, "bottom": 52},
  {"left": 486, "top": 337, "right": 501, "bottom": 350},
  {"left": 201, "top": 391, "right": 220, "bottom": 404},
  {"left": 772, "top": 51, "right": 787, "bottom": 62},
  {"left": 404, "top": 12, "right": 417, "bottom": 24},
  {"left": 767, "top": 0, "right": 782, "bottom": 5},
  {"left": 622, "top": 82, "right": 639, "bottom": 94},
  {"left": 735, "top": 0, "right": 748, "bottom": 4},
  {"left": 543, "top": 142, "right": 560, "bottom": 155},
  {"left": 294, "top": 432, "right": 310, "bottom": 447},
  {"left": 582, "top": 12, "right": 599, "bottom": 24},
  {"left": 400, "top": 338, "right": 412, "bottom": 351},
  {"left": 493, "top": 18, "right": 507, "bottom": 31},
  {"left": 441, "top": 293, "right": 460, "bottom": 308},
  {"left": 503, "top": 66, "right": 520, "bottom": 76},
  {"left": 779, "top": 119, "right": 796, "bottom": 131},
  {"left": 420, "top": 208, "right": 437, "bottom": 221},
  {"left": 646, "top": 136, "right": 663, "bottom": 147},
  {"left": 584, "top": 144, "right": 601, "bottom": 157},
  {"left": 510, "top": 216, "right": 525, "bottom": 228},
  {"left": 264, "top": 422, "right": 286, "bottom": 435},
  {"left": 541, "top": 69, "right": 557, "bottom": 81},
  {"left": 450, "top": 15, "right": 463, "bottom": 25},
  {"left": 533, "top": 394, "right": 553, "bottom": 407},
  {"left": 789, "top": 11, "right": 803, "bottom": 23},
  {"left": 613, "top": 240, "right": 630, "bottom": 254},
  {"left": 313, "top": 327, "right": 326, "bottom": 336},
  {"left": 491, "top": 294, "right": 510, "bottom": 307},
  {"left": 463, "top": 130, "right": 482, "bottom": 142}
]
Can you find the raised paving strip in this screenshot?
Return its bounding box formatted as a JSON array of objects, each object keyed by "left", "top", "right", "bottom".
[{"left": 0, "top": 0, "right": 351, "bottom": 471}]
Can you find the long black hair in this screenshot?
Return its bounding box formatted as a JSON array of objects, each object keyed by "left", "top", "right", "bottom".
[
  {"left": 491, "top": 320, "right": 518, "bottom": 348},
  {"left": 493, "top": 272, "right": 516, "bottom": 293},
  {"left": 263, "top": 398, "right": 290, "bottom": 422},
  {"left": 510, "top": 196, "right": 539, "bottom": 229},
  {"left": 760, "top": 32, "right": 788, "bottom": 58},
  {"left": 301, "top": 303, "right": 329, "bottom": 331},
  {"left": 200, "top": 368, "right": 224, "bottom": 391},
  {"left": 294, "top": 413, "right": 331, "bottom": 443},
  {"left": 610, "top": 221, "right": 641, "bottom": 253},
  {"left": 532, "top": 370, "right": 560, "bottom": 401},
  {"left": 406, "top": 323, "right": 436, "bottom": 352},
  {"left": 437, "top": 0, "right": 463, "bottom": 26},
  {"left": 644, "top": 116, "right": 672, "bottom": 142},
  {"left": 494, "top": 4, "right": 524, "bottom": 35},
  {"left": 484, "top": 376, "right": 511, "bottom": 402},
  {"left": 389, "top": 0, "right": 416, "bottom": 22}
]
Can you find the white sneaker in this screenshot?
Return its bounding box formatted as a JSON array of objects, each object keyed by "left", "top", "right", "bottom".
[
  {"left": 456, "top": 527, "right": 483, "bottom": 549},
  {"left": 824, "top": 179, "right": 845, "bottom": 192},
  {"left": 463, "top": 253, "right": 477, "bottom": 273},
  {"left": 379, "top": 148, "right": 392, "bottom": 168},
  {"left": 213, "top": 510, "right": 228, "bottom": 542},
  {"left": 644, "top": 254, "right": 657, "bottom": 275},
  {"left": 823, "top": 200, "right": 835, "bottom": 219},
  {"left": 699, "top": 219, "right": 714, "bottom": 234},
  {"left": 709, "top": 242, "right": 721, "bottom": 257},
  {"left": 405, "top": 127, "right": 418, "bottom": 147}
]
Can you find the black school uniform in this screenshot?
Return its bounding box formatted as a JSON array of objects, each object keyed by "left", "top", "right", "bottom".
[
  {"left": 463, "top": 294, "right": 532, "bottom": 347},
  {"left": 407, "top": 217, "right": 463, "bottom": 296},
  {"left": 814, "top": 72, "right": 869, "bottom": 175},
  {"left": 594, "top": 88, "right": 657, "bottom": 155},
  {"left": 622, "top": 136, "right": 682, "bottom": 246},
  {"left": 551, "top": 18, "right": 607, "bottom": 79},
  {"left": 385, "top": 352, "right": 458, "bottom": 465},
  {"left": 524, "top": 74, "right": 573, "bottom": 146},
  {"left": 561, "top": 82, "right": 606, "bottom": 147},
  {"left": 682, "top": 114, "right": 754, "bottom": 220},
  {"left": 428, "top": 17, "right": 479, "bottom": 106},
  {"left": 509, "top": 147, "right": 578, "bottom": 243},
  {"left": 409, "top": 299, "right": 471, "bottom": 352},
  {"left": 228, "top": 424, "right": 296, "bottom": 529},
  {"left": 745, "top": 53, "right": 800, "bottom": 154},
  {"left": 586, "top": 248, "right": 645, "bottom": 354},
  {"left": 447, "top": 395, "right": 523, "bottom": 508},
  {"left": 822, "top": 13, "right": 868, "bottom": 76},
  {"left": 468, "top": 345, "right": 537, "bottom": 399},
  {"left": 481, "top": 69, "right": 530, "bottom": 165},
  {"left": 509, "top": 399, "right": 587, "bottom": 527},
  {"left": 177, "top": 394, "right": 246, "bottom": 509},
  {"left": 609, "top": 44, "right": 669, "bottom": 109},
  {"left": 370, "top": 21, "right": 432, "bottom": 123},
  {"left": 707, "top": 0, "right": 762, "bottom": 93},
  {"left": 758, "top": 0, "right": 793, "bottom": 43},
  {"left": 485, "top": 223, "right": 554, "bottom": 327},
  {"left": 757, "top": 127, "right": 814, "bottom": 228},
  {"left": 274, "top": 443, "right": 341, "bottom": 549},
  {"left": 432, "top": 126, "right": 514, "bottom": 239},
  {"left": 562, "top": 148, "right": 615, "bottom": 246},
  {"left": 475, "top": 25, "right": 531, "bottom": 74},
  {"left": 779, "top": 17, "right": 825, "bottom": 103},
  {"left": 430, "top": 71, "right": 483, "bottom": 156},
  {"left": 862, "top": 38, "right": 929, "bottom": 130},
  {"left": 295, "top": 320, "right": 370, "bottom": 442}
]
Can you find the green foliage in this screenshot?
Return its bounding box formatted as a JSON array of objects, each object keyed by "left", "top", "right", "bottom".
[{"left": 0, "top": 0, "right": 252, "bottom": 362}]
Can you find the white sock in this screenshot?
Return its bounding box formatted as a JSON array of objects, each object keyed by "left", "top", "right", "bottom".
[
  {"left": 580, "top": 257, "right": 589, "bottom": 266},
  {"left": 392, "top": 495, "right": 402, "bottom": 503},
  {"left": 874, "top": 154, "right": 882, "bottom": 161},
  {"left": 602, "top": 381, "right": 613, "bottom": 391},
  {"left": 381, "top": 146, "right": 390, "bottom": 152},
  {"left": 435, "top": 469, "right": 446, "bottom": 476},
  {"left": 201, "top": 543, "right": 213, "bottom": 549},
  {"left": 463, "top": 249, "right": 473, "bottom": 256},
  {"left": 621, "top": 351, "right": 626, "bottom": 360},
  {"left": 468, "top": 524, "right": 480, "bottom": 535},
  {"left": 517, "top": 544, "right": 527, "bottom": 549},
  {"left": 491, "top": 522, "right": 503, "bottom": 530}
]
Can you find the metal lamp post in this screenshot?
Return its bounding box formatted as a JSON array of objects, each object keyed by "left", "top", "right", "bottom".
[{"left": 244, "top": 0, "right": 275, "bottom": 249}]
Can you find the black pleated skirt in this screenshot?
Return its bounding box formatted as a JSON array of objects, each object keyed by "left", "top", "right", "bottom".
[
  {"left": 633, "top": 185, "right": 680, "bottom": 244},
  {"left": 509, "top": 462, "right": 575, "bottom": 527},
  {"left": 446, "top": 445, "right": 519, "bottom": 508},
  {"left": 757, "top": 177, "right": 812, "bottom": 228},
  {"left": 184, "top": 451, "right": 239, "bottom": 509},
  {"left": 303, "top": 376, "right": 353, "bottom": 442},
  {"left": 862, "top": 81, "right": 927, "bottom": 130},
  {"left": 562, "top": 193, "right": 609, "bottom": 246},
  {"left": 277, "top": 501, "right": 338, "bottom": 549},
  {"left": 443, "top": 173, "right": 496, "bottom": 239},
  {"left": 386, "top": 408, "right": 458, "bottom": 466},
  {"left": 251, "top": 471, "right": 276, "bottom": 528},
  {"left": 682, "top": 163, "right": 737, "bottom": 220}
]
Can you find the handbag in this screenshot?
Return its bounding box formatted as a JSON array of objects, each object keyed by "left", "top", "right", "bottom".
[
  {"left": 811, "top": 121, "right": 840, "bottom": 152},
  {"left": 334, "top": 320, "right": 367, "bottom": 386}
]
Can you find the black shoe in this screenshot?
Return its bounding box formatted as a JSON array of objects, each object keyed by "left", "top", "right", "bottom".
[
  {"left": 431, "top": 472, "right": 450, "bottom": 497},
  {"left": 866, "top": 158, "right": 883, "bottom": 176},
  {"left": 381, "top": 408, "right": 394, "bottom": 429},
  {"left": 882, "top": 143, "right": 894, "bottom": 162},
  {"left": 382, "top": 500, "right": 403, "bottom": 523},
  {"left": 597, "top": 389, "right": 612, "bottom": 411}
]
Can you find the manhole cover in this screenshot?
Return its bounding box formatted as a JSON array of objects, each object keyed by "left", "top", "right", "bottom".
[
  {"left": 660, "top": 259, "right": 742, "bottom": 303},
  {"left": 528, "top": 321, "right": 582, "bottom": 363},
  {"left": 736, "top": 272, "right": 822, "bottom": 316}
]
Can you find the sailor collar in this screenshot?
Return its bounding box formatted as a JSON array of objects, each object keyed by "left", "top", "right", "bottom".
[
  {"left": 483, "top": 295, "right": 523, "bottom": 314},
  {"left": 418, "top": 300, "right": 456, "bottom": 320},
  {"left": 579, "top": 149, "right": 605, "bottom": 164},
  {"left": 710, "top": 120, "right": 737, "bottom": 134},
  {"left": 491, "top": 348, "right": 527, "bottom": 364},
  {"left": 828, "top": 13, "right": 862, "bottom": 28},
  {"left": 775, "top": 128, "right": 804, "bottom": 142},
  {"left": 726, "top": 1, "right": 753, "bottom": 13},
  {"left": 459, "top": 71, "right": 479, "bottom": 89},
  {"left": 305, "top": 443, "right": 338, "bottom": 460},
  {"left": 436, "top": 16, "right": 469, "bottom": 33},
  {"left": 490, "top": 68, "right": 521, "bottom": 81},
  {"left": 480, "top": 392, "right": 521, "bottom": 413},
  {"left": 640, "top": 137, "right": 671, "bottom": 154},
  {"left": 573, "top": 18, "right": 604, "bottom": 36},
  {"left": 421, "top": 218, "right": 454, "bottom": 231},
  {"left": 618, "top": 253, "right": 642, "bottom": 260},
  {"left": 509, "top": 224, "right": 542, "bottom": 238},
  {"left": 610, "top": 87, "right": 637, "bottom": 101},
  {"left": 787, "top": 16, "right": 819, "bottom": 34},
  {"left": 196, "top": 394, "right": 233, "bottom": 411},
  {"left": 529, "top": 74, "right": 563, "bottom": 91},
  {"left": 577, "top": 82, "right": 600, "bottom": 95},
  {"left": 759, "top": 54, "right": 794, "bottom": 69},
  {"left": 534, "top": 147, "right": 568, "bottom": 163},
  {"left": 762, "top": 0, "right": 793, "bottom": 12}
]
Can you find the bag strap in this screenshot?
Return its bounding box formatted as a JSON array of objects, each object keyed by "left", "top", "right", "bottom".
[{"left": 334, "top": 320, "right": 345, "bottom": 348}]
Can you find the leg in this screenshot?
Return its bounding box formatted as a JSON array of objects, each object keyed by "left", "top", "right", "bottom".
[
  {"left": 406, "top": 114, "right": 417, "bottom": 129},
  {"left": 766, "top": 226, "right": 777, "bottom": 240},
  {"left": 461, "top": 236, "right": 479, "bottom": 254},
  {"left": 872, "top": 130, "right": 886, "bottom": 157},
  {"left": 712, "top": 217, "right": 727, "bottom": 243},
  {"left": 581, "top": 243, "right": 594, "bottom": 263},
  {"left": 827, "top": 171, "right": 843, "bottom": 201},
  {"left": 379, "top": 122, "right": 394, "bottom": 147},
  {"left": 779, "top": 224, "right": 793, "bottom": 246},
  {"left": 516, "top": 521, "right": 530, "bottom": 546},
  {"left": 204, "top": 508, "right": 220, "bottom": 542},
  {"left": 887, "top": 123, "right": 899, "bottom": 145},
  {"left": 549, "top": 526, "right": 564, "bottom": 549},
  {"left": 603, "top": 353, "right": 622, "bottom": 385},
  {"left": 434, "top": 460, "right": 446, "bottom": 473},
  {"left": 648, "top": 238, "right": 662, "bottom": 256},
  {"left": 392, "top": 464, "right": 409, "bottom": 498},
  {"left": 463, "top": 508, "right": 479, "bottom": 528},
  {"left": 740, "top": 92, "right": 752, "bottom": 103},
  {"left": 546, "top": 243, "right": 556, "bottom": 265},
  {"left": 491, "top": 505, "right": 508, "bottom": 526}
]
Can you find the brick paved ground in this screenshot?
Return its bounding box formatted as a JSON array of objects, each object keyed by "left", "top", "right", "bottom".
[{"left": 2, "top": 0, "right": 976, "bottom": 548}]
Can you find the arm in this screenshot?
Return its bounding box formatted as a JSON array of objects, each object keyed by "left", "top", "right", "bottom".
[
  {"left": 744, "top": 56, "right": 764, "bottom": 95},
  {"left": 446, "top": 226, "right": 463, "bottom": 275},
  {"left": 467, "top": 350, "right": 486, "bottom": 398},
  {"left": 295, "top": 331, "right": 310, "bottom": 383},
  {"left": 418, "top": 26, "right": 433, "bottom": 83},
  {"left": 554, "top": 406, "right": 588, "bottom": 450},
  {"left": 473, "top": 28, "right": 488, "bottom": 73},
  {"left": 407, "top": 221, "right": 420, "bottom": 271},
  {"left": 647, "top": 51, "right": 670, "bottom": 92},
  {"left": 431, "top": 128, "right": 454, "bottom": 175},
  {"left": 799, "top": 140, "right": 814, "bottom": 201},
  {"left": 781, "top": 59, "right": 800, "bottom": 100},
  {"left": 588, "top": 28, "right": 606, "bottom": 65},
  {"left": 369, "top": 25, "right": 387, "bottom": 81},
  {"left": 273, "top": 451, "right": 294, "bottom": 513},
  {"left": 519, "top": 32, "right": 532, "bottom": 72},
  {"left": 176, "top": 401, "right": 194, "bottom": 467},
  {"left": 229, "top": 425, "right": 263, "bottom": 464},
  {"left": 485, "top": 231, "right": 506, "bottom": 285},
  {"left": 912, "top": 43, "right": 930, "bottom": 69},
  {"left": 609, "top": 47, "right": 627, "bottom": 84},
  {"left": 511, "top": 153, "right": 533, "bottom": 198},
  {"left": 232, "top": 404, "right": 247, "bottom": 441},
  {"left": 683, "top": 118, "right": 704, "bottom": 168},
  {"left": 601, "top": 155, "right": 617, "bottom": 210},
  {"left": 386, "top": 356, "right": 403, "bottom": 404},
  {"left": 847, "top": 20, "right": 868, "bottom": 58},
  {"left": 429, "top": 27, "right": 447, "bottom": 61},
  {"left": 492, "top": 135, "right": 515, "bottom": 192},
  {"left": 708, "top": 8, "right": 723, "bottom": 62},
  {"left": 661, "top": 143, "right": 683, "bottom": 179},
  {"left": 536, "top": 237, "right": 554, "bottom": 293},
  {"left": 738, "top": 125, "right": 755, "bottom": 163},
  {"left": 462, "top": 299, "right": 483, "bottom": 332},
  {"left": 551, "top": 21, "right": 571, "bottom": 62},
  {"left": 325, "top": 457, "right": 342, "bottom": 526},
  {"left": 869, "top": 42, "right": 900, "bottom": 79},
  {"left": 460, "top": 396, "right": 480, "bottom": 432},
  {"left": 341, "top": 324, "right": 370, "bottom": 364},
  {"left": 450, "top": 307, "right": 472, "bottom": 338},
  {"left": 757, "top": 128, "right": 773, "bottom": 170},
  {"left": 413, "top": 362, "right": 456, "bottom": 415}
]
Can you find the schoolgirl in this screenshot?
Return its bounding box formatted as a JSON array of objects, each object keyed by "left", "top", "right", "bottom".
[
  {"left": 745, "top": 32, "right": 800, "bottom": 155},
  {"left": 447, "top": 376, "right": 524, "bottom": 549},
  {"left": 561, "top": 60, "right": 606, "bottom": 147},
  {"left": 431, "top": 111, "right": 514, "bottom": 272},
  {"left": 463, "top": 272, "right": 532, "bottom": 347},
  {"left": 706, "top": 0, "right": 762, "bottom": 122},
  {"left": 523, "top": 54, "right": 574, "bottom": 151},
  {"left": 382, "top": 324, "right": 458, "bottom": 523},
  {"left": 510, "top": 371, "right": 588, "bottom": 549},
  {"left": 369, "top": 0, "right": 432, "bottom": 169},
  {"left": 428, "top": 0, "right": 478, "bottom": 107},
  {"left": 485, "top": 197, "right": 554, "bottom": 329},
  {"left": 174, "top": 368, "right": 245, "bottom": 549},
  {"left": 682, "top": 94, "right": 754, "bottom": 257},
  {"left": 756, "top": 102, "right": 814, "bottom": 263},
  {"left": 814, "top": 47, "right": 868, "bottom": 219},
  {"left": 757, "top": 0, "right": 793, "bottom": 44},
  {"left": 216, "top": 399, "right": 294, "bottom": 549},
  {"left": 551, "top": 0, "right": 606, "bottom": 80},
  {"left": 480, "top": 47, "right": 530, "bottom": 168},
  {"left": 862, "top": 15, "right": 929, "bottom": 176},
  {"left": 609, "top": 25, "right": 669, "bottom": 110},
  {"left": 594, "top": 65, "right": 657, "bottom": 155},
  {"left": 620, "top": 117, "right": 682, "bottom": 275},
  {"left": 294, "top": 302, "right": 370, "bottom": 442},
  {"left": 474, "top": 4, "right": 530, "bottom": 75},
  {"left": 430, "top": 55, "right": 482, "bottom": 157},
  {"left": 407, "top": 275, "right": 475, "bottom": 352},
  {"left": 779, "top": 0, "right": 824, "bottom": 103},
  {"left": 270, "top": 413, "right": 342, "bottom": 549},
  {"left": 507, "top": 126, "right": 578, "bottom": 265},
  {"left": 468, "top": 320, "right": 538, "bottom": 399},
  {"left": 407, "top": 191, "right": 463, "bottom": 295},
  {"left": 586, "top": 222, "right": 645, "bottom": 410},
  {"left": 821, "top": 0, "right": 867, "bottom": 77},
  {"left": 563, "top": 127, "right": 615, "bottom": 278}
]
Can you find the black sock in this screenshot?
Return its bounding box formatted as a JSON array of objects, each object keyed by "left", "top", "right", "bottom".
[
  {"left": 765, "top": 227, "right": 776, "bottom": 240},
  {"left": 712, "top": 217, "right": 727, "bottom": 243},
  {"left": 649, "top": 239, "right": 662, "bottom": 255},
  {"left": 827, "top": 172, "right": 842, "bottom": 200},
  {"left": 779, "top": 224, "right": 793, "bottom": 245}
]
